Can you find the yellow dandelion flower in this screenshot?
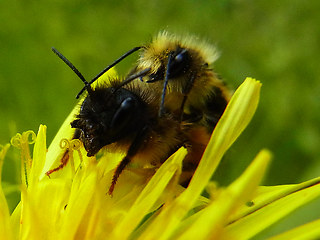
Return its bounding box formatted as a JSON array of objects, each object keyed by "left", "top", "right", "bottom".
[{"left": 1, "top": 77, "right": 320, "bottom": 240}]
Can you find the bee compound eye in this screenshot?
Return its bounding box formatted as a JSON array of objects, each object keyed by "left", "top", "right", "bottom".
[
  {"left": 110, "top": 97, "right": 136, "bottom": 130},
  {"left": 175, "top": 49, "right": 188, "bottom": 62},
  {"left": 167, "top": 48, "right": 191, "bottom": 78}
]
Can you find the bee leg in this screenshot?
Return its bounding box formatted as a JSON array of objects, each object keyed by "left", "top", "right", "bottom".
[
  {"left": 108, "top": 126, "right": 149, "bottom": 195},
  {"left": 46, "top": 150, "right": 69, "bottom": 177},
  {"left": 179, "top": 95, "right": 188, "bottom": 122},
  {"left": 108, "top": 156, "right": 130, "bottom": 195},
  {"left": 159, "top": 53, "right": 174, "bottom": 117},
  {"left": 179, "top": 73, "right": 197, "bottom": 122}
]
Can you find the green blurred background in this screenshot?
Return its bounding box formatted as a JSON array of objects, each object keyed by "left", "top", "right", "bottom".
[{"left": 1, "top": 0, "right": 319, "bottom": 238}]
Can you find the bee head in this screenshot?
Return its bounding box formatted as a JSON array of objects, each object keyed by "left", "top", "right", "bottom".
[
  {"left": 71, "top": 87, "right": 146, "bottom": 156},
  {"left": 51, "top": 47, "right": 147, "bottom": 156},
  {"left": 146, "top": 47, "right": 192, "bottom": 83}
]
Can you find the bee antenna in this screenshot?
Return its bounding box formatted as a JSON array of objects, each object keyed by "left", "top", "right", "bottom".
[
  {"left": 76, "top": 46, "right": 142, "bottom": 99},
  {"left": 115, "top": 68, "right": 151, "bottom": 90},
  {"left": 51, "top": 47, "right": 94, "bottom": 96}
]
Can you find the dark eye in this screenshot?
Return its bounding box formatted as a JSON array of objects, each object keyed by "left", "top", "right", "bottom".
[
  {"left": 110, "top": 97, "right": 136, "bottom": 130},
  {"left": 167, "top": 48, "right": 191, "bottom": 78}
]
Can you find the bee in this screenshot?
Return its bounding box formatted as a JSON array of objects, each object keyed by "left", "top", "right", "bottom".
[
  {"left": 74, "top": 32, "right": 232, "bottom": 186},
  {"left": 76, "top": 32, "right": 231, "bottom": 129},
  {"left": 50, "top": 48, "right": 184, "bottom": 194},
  {"left": 126, "top": 32, "right": 232, "bottom": 183},
  {"left": 129, "top": 31, "right": 231, "bottom": 123}
]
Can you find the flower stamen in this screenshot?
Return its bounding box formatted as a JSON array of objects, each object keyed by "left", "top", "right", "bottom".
[
  {"left": 10, "top": 131, "right": 36, "bottom": 187},
  {"left": 45, "top": 138, "right": 82, "bottom": 177}
]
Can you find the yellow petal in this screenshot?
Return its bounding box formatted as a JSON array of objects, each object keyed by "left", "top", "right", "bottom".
[
  {"left": 10, "top": 202, "right": 21, "bottom": 237},
  {"left": 58, "top": 169, "right": 98, "bottom": 239},
  {"left": 29, "top": 125, "right": 47, "bottom": 189},
  {"left": 20, "top": 179, "right": 70, "bottom": 240},
  {"left": 185, "top": 77, "right": 261, "bottom": 199},
  {"left": 0, "top": 144, "right": 13, "bottom": 240},
  {"left": 175, "top": 149, "right": 271, "bottom": 240},
  {"left": 225, "top": 177, "right": 320, "bottom": 239},
  {"left": 268, "top": 218, "right": 320, "bottom": 240},
  {"left": 0, "top": 144, "right": 10, "bottom": 181},
  {"left": 229, "top": 177, "right": 320, "bottom": 223}
]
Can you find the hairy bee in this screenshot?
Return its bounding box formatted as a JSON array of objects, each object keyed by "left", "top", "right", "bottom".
[
  {"left": 129, "top": 32, "right": 231, "bottom": 126},
  {"left": 76, "top": 32, "right": 231, "bottom": 130},
  {"left": 50, "top": 48, "right": 184, "bottom": 194},
  {"left": 126, "top": 32, "right": 232, "bottom": 182},
  {"left": 73, "top": 32, "right": 232, "bottom": 186}
]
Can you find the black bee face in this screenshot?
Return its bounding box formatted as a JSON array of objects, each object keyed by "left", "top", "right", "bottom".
[{"left": 71, "top": 87, "right": 146, "bottom": 156}]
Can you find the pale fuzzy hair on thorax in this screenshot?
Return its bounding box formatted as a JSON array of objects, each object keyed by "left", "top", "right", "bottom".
[{"left": 146, "top": 31, "right": 220, "bottom": 64}]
